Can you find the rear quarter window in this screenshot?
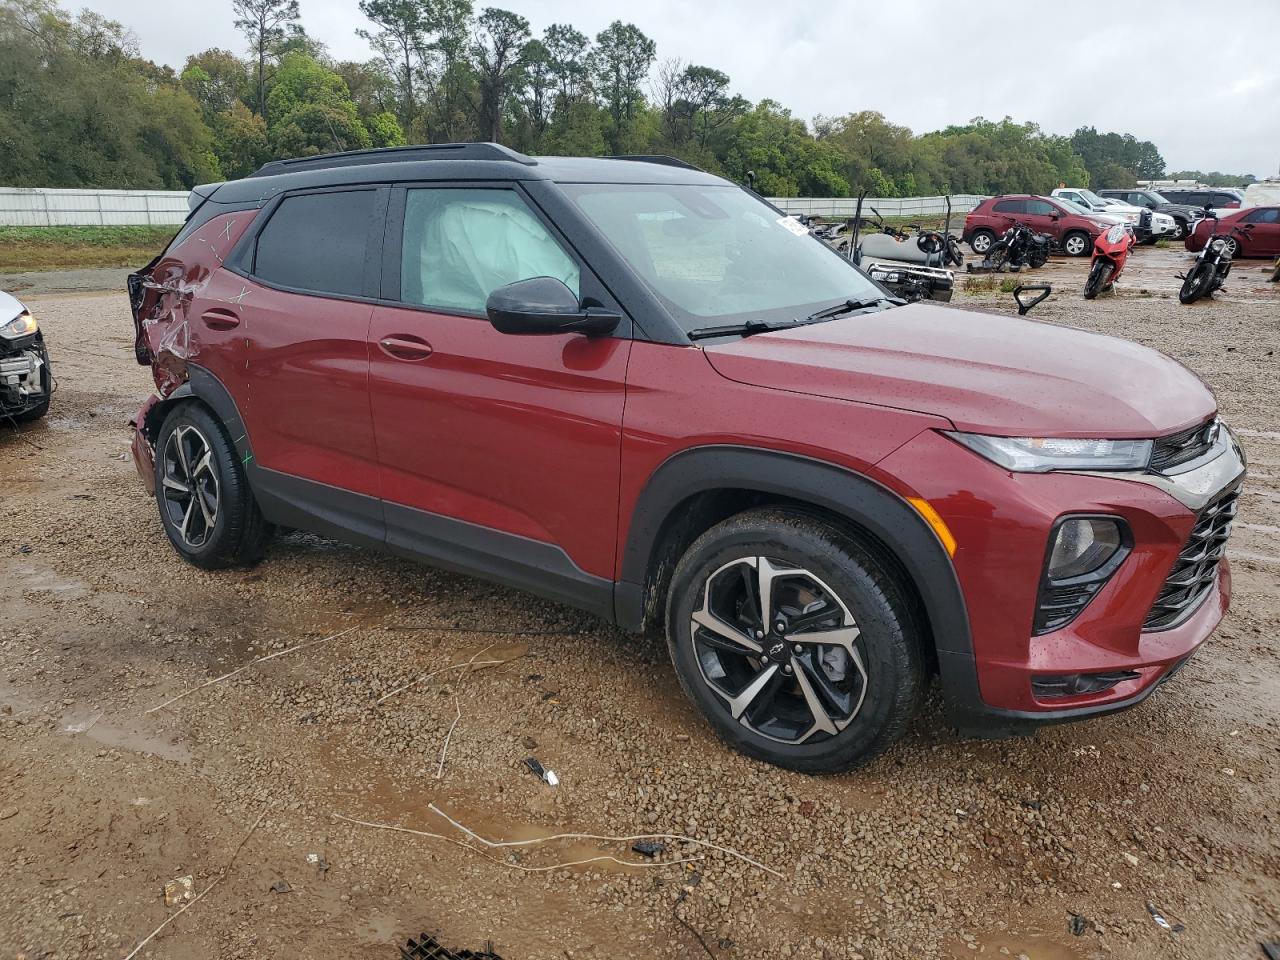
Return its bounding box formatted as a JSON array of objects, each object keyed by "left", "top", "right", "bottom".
[{"left": 253, "top": 190, "right": 376, "bottom": 297}]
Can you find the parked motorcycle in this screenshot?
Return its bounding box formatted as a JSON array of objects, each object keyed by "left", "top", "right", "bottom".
[
  {"left": 1178, "top": 216, "right": 1251, "bottom": 304},
  {"left": 1083, "top": 224, "right": 1135, "bottom": 299},
  {"left": 984, "top": 221, "right": 1051, "bottom": 271}
]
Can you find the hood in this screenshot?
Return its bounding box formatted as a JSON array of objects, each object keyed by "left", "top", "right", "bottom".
[
  {"left": 0, "top": 289, "right": 26, "bottom": 323},
  {"left": 1158, "top": 202, "right": 1202, "bottom": 218},
  {"left": 703, "top": 302, "right": 1216, "bottom": 438}
]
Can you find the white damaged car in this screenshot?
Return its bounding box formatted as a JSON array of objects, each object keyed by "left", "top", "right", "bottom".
[{"left": 0, "top": 289, "right": 52, "bottom": 423}]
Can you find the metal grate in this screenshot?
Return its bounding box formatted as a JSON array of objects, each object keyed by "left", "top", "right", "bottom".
[
  {"left": 1150, "top": 419, "right": 1219, "bottom": 473},
  {"left": 399, "top": 933, "right": 503, "bottom": 960},
  {"left": 1144, "top": 486, "right": 1238, "bottom": 630}
]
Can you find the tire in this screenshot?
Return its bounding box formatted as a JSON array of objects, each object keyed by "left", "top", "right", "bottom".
[
  {"left": 969, "top": 230, "right": 995, "bottom": 255},
  {"left": 153, "top": 401, "right": 271, "bottom": 569},
  {"left": 1028, "top": 245, "right": 1048, "bottom": 269},
  {"left": 945, "top": 236, "right": 965, "bottom": 267},
  {"left": 665, "top": 507, "right": 925, "bottom": 773},
  {"left": 1179, "top": 261, "right": 1213, "bottom": 304},
  {"left": 1170, "top": 219, "right": 1186, "bottom": 241},
  {"left": 1062, "top": 231, "right": 1090, "bottom": 257},
  {"left": 984, "top": 240, "right": 1011, "bottom": 271},
  {"left": 1083, "top": 259, "right": 1113, "bottom": 299}
]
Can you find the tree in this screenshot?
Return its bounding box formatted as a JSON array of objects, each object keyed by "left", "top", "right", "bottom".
[
  {"left": 233, "top": 0, "right": 299, "bottom": 122},
  {"left": 592, "top": 21, "right": 654, "bottom": 150},
  {"left": 544, "top": 22, "right": 589, "bottom": 105},
  {"left": 267, "top": 52, "right": 371, "bottom": 156},
  {"left": 356, "top": 0, "right": 428, "bottom": 125},
  {"left": 212, "top": 101, "right": 269, "bottom": 178},
  {"left": 181, "top": 49, "right": 250, "bottom": 120},
  {"left": 517, "top": 38, "right": 552, "bottom": 139},
  {"left": 472, "top": 7, "right": 529, "bottom": 142}
]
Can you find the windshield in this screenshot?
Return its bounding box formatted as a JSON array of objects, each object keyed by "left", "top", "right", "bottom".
[
  {"left": 1147, "top": 191, "right": 1169, "bottom": 203},
  {"left": 1078, "top": 189, "right": 1111, "bottom": 206},
  {"left": 560, "top": 183, "right": 882, "bottom": 331},
  {"left": 1053, "top": 196, "right": 1094, "bottom": 216}
]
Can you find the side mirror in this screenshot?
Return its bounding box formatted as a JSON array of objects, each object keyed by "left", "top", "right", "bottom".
[
  {"left": 1050, "top": 214, "right": 1060, "bottom": 221},
  {"left": 485, "top": 277, "right": 620, "bottom": 337}
]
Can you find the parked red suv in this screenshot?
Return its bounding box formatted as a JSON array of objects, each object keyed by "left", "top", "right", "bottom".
[
  {"left": 128, "top": 145, "right": 1245, "bottom": 772},
  {"left": 964, "top": 195, "right": 1107, "bottom": 257},
  {"left": 1185, "top": 206, "right": 1280, "bottom": 257}
]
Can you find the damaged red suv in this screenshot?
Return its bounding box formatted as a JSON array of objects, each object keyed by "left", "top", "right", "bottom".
[{"left": 128, "top": 144, "right": 1246, "bottom": 772}]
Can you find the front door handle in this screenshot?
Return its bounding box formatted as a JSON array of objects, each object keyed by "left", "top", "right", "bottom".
[
  {"left": 378, "top": 334, "right": 433, "bottom": 361},
  {"left": 201, "top": 308, "right": 240, "bottom": 330}
]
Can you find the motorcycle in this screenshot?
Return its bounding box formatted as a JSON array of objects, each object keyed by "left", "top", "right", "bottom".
[
  {"left": 1178, "top": 216, "right": 1253, "bottom": 304},
  {"left": 1083, "top": 224, "right": 1135, "bottom": 299},
  {"left": 983, "top": 221, "right": 1051, "bottom": 271}
]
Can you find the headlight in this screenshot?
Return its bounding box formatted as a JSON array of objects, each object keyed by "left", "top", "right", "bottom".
[
  {"left": 1210, "top": 238, "right": 1226, "bottom": 252},
  {"left": 945, "top": 432, "right": 1153, "bottom": 472},
  {"left": 1106, "top": 224, "right": 1127, "bottom": 244},
  {"left": 1047, "top": 517, "right": 1125, "bottom": 580},
  {"left": 0, "top": 311, "right": 37, "bottom": 339}
]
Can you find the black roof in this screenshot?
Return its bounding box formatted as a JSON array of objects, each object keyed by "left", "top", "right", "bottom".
[{"left": 208, "top": 142, "right": 728, "bottom": 205}]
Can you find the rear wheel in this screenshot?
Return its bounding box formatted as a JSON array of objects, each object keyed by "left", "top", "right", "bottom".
[
  {"left": 1083, "top": 259, "right": 1114, "bottom": 299},
  {"left": 665, "top": 508, "right": 924, "bottom": 773},
  {"left": 984, "top": 241, "right": 1011, "bottom": 271},
  {"left": 1170, "top": 219, "right": 1187, "bottom": 241},
  {"left": 969, "top": 230, "right": 995, "bottom": 255},
  {"left": 1062, "top": 231, "right": 1090, "bottom": 257},
  {"left": 154, "top": 402, "right": 271, "bottom": 569}
]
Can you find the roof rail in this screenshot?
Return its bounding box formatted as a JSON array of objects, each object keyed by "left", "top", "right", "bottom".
[
  {"left": 607, "top": 155, "right": 704, "bottom": 172},
  {"left": 249, "top": 142, "right": 537, "bottom": 178}
]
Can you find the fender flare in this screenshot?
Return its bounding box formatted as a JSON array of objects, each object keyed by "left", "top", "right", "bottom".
[
  {"left": 615, "top": 445, "right": 978, "bottom": 705},
  {"left": 145, "top": 365, "right": 254, "bottom": 468}
]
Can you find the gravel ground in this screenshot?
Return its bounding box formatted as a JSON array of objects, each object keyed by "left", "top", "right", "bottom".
[{"left": 1, "top": 245, "right": 1278, "bottom": 960}]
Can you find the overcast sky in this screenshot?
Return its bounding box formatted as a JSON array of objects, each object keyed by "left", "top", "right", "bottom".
[{"left": 91, "top": 0, "right": 1280, "bottom": 177}]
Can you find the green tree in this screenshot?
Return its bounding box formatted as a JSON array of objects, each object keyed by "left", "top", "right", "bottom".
[
  {"left": 267, "top": 53, "right": 371, "bottom": 156},
  {"left": 357, "top": 0, "right": 428, "bottom": 125},
  {"left": 212, "top": 101, "right": 269, "bottom": 178},
  {"left": 181, "top": 49, "right": 250, "bottom": 120},
  {"left": 592, "top": 21, "right": 654, "bottom": 151},
  {"left": 232, "top": 0, "right": 299, "bottom": 121},
  {"left": 364, "top": 109, "right": 407, "bottom": 146},
  {"left": 472, "top": 7, "right": 529, "bottom": 142}
]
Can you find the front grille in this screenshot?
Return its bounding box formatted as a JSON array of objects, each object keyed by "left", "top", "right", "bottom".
[
  {"left": 1150, "top": 419, "right": 1219, "bottom": 473},
  {"left": 1144, "top": 486, "right": 1238, "bottom": 630}
]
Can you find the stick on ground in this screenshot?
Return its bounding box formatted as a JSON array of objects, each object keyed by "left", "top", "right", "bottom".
[
  {"left": 436, "top": 695, "right": 462, "bottom": 780},
  {"left": 145, "top": 627, "right": 358, "bottom": 715},
  {"left": 121, "top": 803, "right": 269, "bottom": 959}
]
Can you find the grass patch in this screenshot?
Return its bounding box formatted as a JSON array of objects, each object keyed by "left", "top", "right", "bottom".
[
  {"left": 963, "top": 274, "right": 996, "bottom": 294},
  {"left": 998, "top": 277, "right": 1020, "bottom": 293},
  {"left": 1154, "top": 238, "right": 1170, "bottom": 249},
  {"left": 0, "top": 225, "right": 175, "bottom": 272}
]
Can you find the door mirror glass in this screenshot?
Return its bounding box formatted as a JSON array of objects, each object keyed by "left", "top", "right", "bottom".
[{"left": 486, "top": 277, "right": 619, "bottom": 337}]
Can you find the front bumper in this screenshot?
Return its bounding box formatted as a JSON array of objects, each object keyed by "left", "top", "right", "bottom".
[
  {"left": 0, "top": 335, "right": 50, "bottom": 416},
  {"left": 879, "top": 427, "right": 1246, "bottom": 736}
]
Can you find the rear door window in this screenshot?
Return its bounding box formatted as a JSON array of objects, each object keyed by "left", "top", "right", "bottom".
[
  {"left": 992, "top": 199, "right": 1025, "bottom": 214},
  {"left": 254, "top": 190, "right": 376, "bottom": 297},
  {"left": 399, "top": 187, "right": 579, "bottom": 314}
]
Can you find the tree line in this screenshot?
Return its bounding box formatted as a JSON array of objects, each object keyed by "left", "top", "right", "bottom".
[{"left": 0, "top": 0, "right": 1260, "bottom": 196}]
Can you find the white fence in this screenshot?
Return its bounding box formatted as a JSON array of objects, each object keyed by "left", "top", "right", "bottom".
[
  {"left": 0, "top": 186, "right": 986, "bottom": 227},
  {"left": 770, "top": 194, "right": 989, "bottom": 219},
  {"left": 0, "top": 188, "right": 189, "bottom": 226}
]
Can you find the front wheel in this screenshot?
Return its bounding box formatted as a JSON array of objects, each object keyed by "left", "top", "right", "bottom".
[
  {"left": 1171, "top": 220, "right": 1187, "bottom": 241},
  {"left": 985, "top": 240, "right": 1011, "bottom": 271},
  {"left": 1179, "top": 261, "right": 1213, "bottom": 304},
  {"left": 1083, "top": 259, "right": 1114, "bottom": 299},
  {"left": 154, "top": 402, "right": 272, "bottom": 568},
  {"left": 665, "top": 508, "right": 924, "bottom": 773},
  {"left": 1062, "top": 231, "right": 1090, "bottom": 257}
]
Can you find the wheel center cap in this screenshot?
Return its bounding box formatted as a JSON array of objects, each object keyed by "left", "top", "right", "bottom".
[{"left": 765, "top": 637, "right": 789, "bottom": 663}]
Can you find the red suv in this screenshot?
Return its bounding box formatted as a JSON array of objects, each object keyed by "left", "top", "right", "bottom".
[
  {"left": 1185, "top": 206, "right": 1280, "bottom": 258},
  {"left": 128, "top": 145, "right": 1246, "bottom": 772},
  {"left": 964, "top": 194, "right": 1107, "bottom": 257}
]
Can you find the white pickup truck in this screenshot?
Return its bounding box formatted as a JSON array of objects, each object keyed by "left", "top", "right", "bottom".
[{"left": 1051, "top": 188, "right": 1176, "bottom": 242}]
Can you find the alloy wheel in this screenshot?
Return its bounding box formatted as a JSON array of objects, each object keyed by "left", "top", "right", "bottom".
[
  {"left": 690, "top": 556, "right": 868, "bottom": 745},
  {"left": 971, "top": 233, "right": 992, "bottom": 253},
  {"left": 160, "top": 424, "right": 220, "bottom": 548},
  {"left": 1064, "top": 234, "right": 1087, "bottom": 256}
]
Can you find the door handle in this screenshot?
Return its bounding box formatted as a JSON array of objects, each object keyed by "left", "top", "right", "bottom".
[
  {"left": 201, "top": 308, "right": 240, "bottom": 330},
  {"left": 378, "top": 334, "right": 433, "bottom": 361}
]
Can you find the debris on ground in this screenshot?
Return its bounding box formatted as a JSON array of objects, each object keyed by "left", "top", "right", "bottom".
[
  {"left": 398, "top": 932, "right": 503, "bottom": 959},
  {"left": 1069, "top": 913, "right": 1090, "bottom": 936},
  {"left": 268, "top": 879, "right": 292, "bottom": 894},
  {"left": 1147, "top": 902, "right": 1186, "bottom": 933},
  {"left": 523, "top": 757, "right": 557, "bottom": 787},
  {"left": 306, "top": 852, "right": 329, "bottom": 875},
  {"left": 631, "top": 841, "right": 666, "bottom": 858},
  {"left": 1260, "top": 943, "right": 1280, "bottom": 960},
  {"left": 162, "top": 876, "right": 193, "bottom": 907}
]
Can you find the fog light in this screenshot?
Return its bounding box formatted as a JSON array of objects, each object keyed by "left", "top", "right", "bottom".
[{"left": 1047, "top": 518, "right": 1123, "bottom": 580}]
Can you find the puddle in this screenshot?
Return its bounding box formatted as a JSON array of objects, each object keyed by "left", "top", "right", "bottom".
[
  {"left": 14, "top": 565, "right": 90, "bottom": 599},
  {"left": 59, "top": 706, "right": 192, "bottom": 763},
  {"left": 954, "top": 931, "right": 1084, "bottom": 959}
]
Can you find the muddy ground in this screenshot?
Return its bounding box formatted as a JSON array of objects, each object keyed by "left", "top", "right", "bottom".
[{"left": 1, "top": 244, "right": 1278, "bottom": 960}]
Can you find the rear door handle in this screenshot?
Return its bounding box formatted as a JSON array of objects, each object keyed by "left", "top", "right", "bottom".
[
  {"left": 378, "top": 334, "right": 433, "bottom": 361},
  {"left": 201, "top": 308, "right": 240, "bottom": 330}
]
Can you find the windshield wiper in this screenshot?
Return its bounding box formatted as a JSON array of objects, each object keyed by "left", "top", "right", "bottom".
[
  {"left": 686, "top": 318, "right": 797, "bottom": 341},
  {"left": 800, "top": 296, "right": 895, "bottom": 324},
  {"left": 686, "top": 297, "right": 897, "bottom": 342}
]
